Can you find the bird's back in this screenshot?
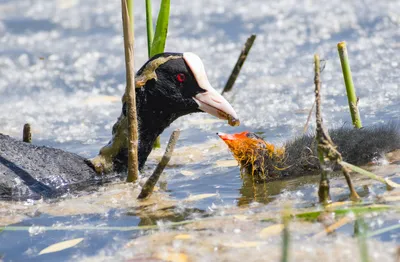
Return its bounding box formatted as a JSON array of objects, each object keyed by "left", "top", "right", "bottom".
[
  {"left": 0, "top": 134, "right": 99, "bottom": 200},
  {"left": 282, "top": 122, "right": 400, "bottom": 177}
]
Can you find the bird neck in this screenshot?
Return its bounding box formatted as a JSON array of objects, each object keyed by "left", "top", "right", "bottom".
[
  {"left": 136, "top": 105, "right": 179, "bottom": 170},
  {"left": 93, "top": 87, "right": 191, "bottom": 174}
]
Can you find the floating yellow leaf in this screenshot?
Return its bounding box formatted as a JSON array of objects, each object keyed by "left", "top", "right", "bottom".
[
  {"left": 325, "top": 201, "right": 352, "bottom": 209},
  {"left": 155, "top": 252, "right": 189, "bottom": 262},
  {"left": 174, "top": 234, "right": 192, "bottom": 240},
  {"left": 184, "top": 193, "right": 217, "bottom": 202},
  {"left": 215, "top": 160, "right": 238, "bottom": 168},
  {"left": 223, "top": 241, "right": 263, "bottom": 248},
  {"left": 379, "top": 195, "right": 400, "bottom": 202},
  {"left": 180, "top": 170, "right": 195, "bottom": 176},
  {"left": 259, "top": 224, "right": 285, "bottom": 238},
  {"left": 38, "top": 238, "right": 84, "bottom": 255},
  {"left": 313, "top": 216, "right": 353, "bottom": 239},
  {"left": 233, "top": 215, "right": 248, "bottom": 221}
]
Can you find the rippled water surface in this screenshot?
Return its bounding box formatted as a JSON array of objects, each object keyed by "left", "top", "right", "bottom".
[{"left": 0, "top": 0, "right": 399, "bottom": 261}]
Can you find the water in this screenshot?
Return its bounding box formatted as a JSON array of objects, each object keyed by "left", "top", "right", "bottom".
[{"left": 0, "top": 0, "right": 400, "bottom": 261}]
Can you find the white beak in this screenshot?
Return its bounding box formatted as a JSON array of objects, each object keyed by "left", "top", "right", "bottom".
[{"left": 183, "top": 52, "right": 240, "bottom": 127}]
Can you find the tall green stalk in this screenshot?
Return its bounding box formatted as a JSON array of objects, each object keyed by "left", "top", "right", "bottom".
[
  {"left": 145, "top": 0, "right": 154, "bottom": 58},
  {"left": 337, "top": 42, "right": 362, "bottom": 129},
  {"left": 150, "top": 0, "right": 170, "bottom": 57},
  {"left": 147, "top": 0, "right": 170, "bottom": 148}
]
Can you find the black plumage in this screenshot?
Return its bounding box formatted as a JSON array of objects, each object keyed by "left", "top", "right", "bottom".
[{"left": 0, "top": 52, "right": 239, "bottom": 200}]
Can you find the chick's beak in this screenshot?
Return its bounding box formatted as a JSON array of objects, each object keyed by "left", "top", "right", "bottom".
[
  {"left": 217, "top": 132, "right": 249, "bottom": 141},
  {"left": 183, "top": 52, "right": 240, "bottom": 127},
  {"left": 217, "top": 132, "right": 236, "bottom": 141}
]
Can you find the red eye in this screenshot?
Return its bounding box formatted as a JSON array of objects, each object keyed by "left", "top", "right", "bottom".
[{"left": 176, "top": 73, "right": 186, "bottom": 83}]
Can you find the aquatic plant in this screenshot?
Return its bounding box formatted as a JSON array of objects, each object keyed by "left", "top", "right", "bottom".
[
  {"left": 149, "top": 0, "right": 170, "bottom": 58},
  {"left": 122, "top": 0, "right": 139, "bottom": 182},
  {"left": 222, "top": 34, "right": 257, "bottom": 95},
  {"left": 147, "top": 0, "right": 171, "bottom": 148},
  {"left": 138, "top": 129, "right": 180, "bottom": 199},
  {"left": 22, "top": 123, "right": 31, "bottom": 143},
  {"left": 338, "top": 41, "right": 362, "bottom": 129},
  {"left": 145, "top": 0, "right": 154, "bottom": 58}
]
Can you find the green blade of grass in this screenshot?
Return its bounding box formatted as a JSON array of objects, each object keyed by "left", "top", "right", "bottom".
[
  {"left": 145, "top": 0, "right": 154, "bottom": 58},
  {"left": 295, "top": 205, "right": 393, "bottom": 221},
  {"left": 150, "top": 0, "right": 170, "bottom": 57},
  {"left": 150, "top": 0, "right": 170, "bottom": 148}
]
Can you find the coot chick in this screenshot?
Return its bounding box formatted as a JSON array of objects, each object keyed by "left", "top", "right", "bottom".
[{"left": 218, "top": 123, "right": 400, "bottom": 181}]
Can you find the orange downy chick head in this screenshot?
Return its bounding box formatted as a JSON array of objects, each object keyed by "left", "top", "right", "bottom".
[
  {"left": 217, "top": 132, "right": 287, "bottom": 179},
  {"left": 217, "top": 131, "right": 267, "bottom": 165}
]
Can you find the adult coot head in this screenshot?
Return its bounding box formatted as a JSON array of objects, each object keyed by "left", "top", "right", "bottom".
[{"left": 93, "top": 52, "right": 240, "bottom": 173}]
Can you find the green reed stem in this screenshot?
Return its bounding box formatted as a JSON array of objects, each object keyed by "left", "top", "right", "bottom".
[
  {"left": 145, "top": 0, "right": 154, "bottom": 58},
  {"left": 150, "top": 0, "right": 170, "bottom": 57},
  {"left": 337, "top": 42, "right": 362, "bottom": 129},
  {"left": 151, "top": 0, "right": 170, "bottom": 149}
]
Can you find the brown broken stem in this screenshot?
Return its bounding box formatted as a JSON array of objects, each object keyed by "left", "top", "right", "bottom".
[
  {"left": 121, "top": 0, "right": 139, "bottom": 182},
  {"left": 313, "top": 216, "right": 353, "bottom": 239},
  {"left": 22, "top": 123, "right": 31, "bottom": 143},
  {"left": 221, "top": 34, "right": 256, "bottom": 95},
  {"left": 314, "top": 54, "right": 360, "bottom": 202},
  {"left": 314, "top": 54, "right": 331, "bottom": 204},
  {"left": 341, "top": 166, "right": 360, "bottom": 201},
  {"left": 281, "top": 205, "right": 291, "bottom": 262},
  {"left": 138, "top": 129, "right": 180, "bottom": 199}
]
